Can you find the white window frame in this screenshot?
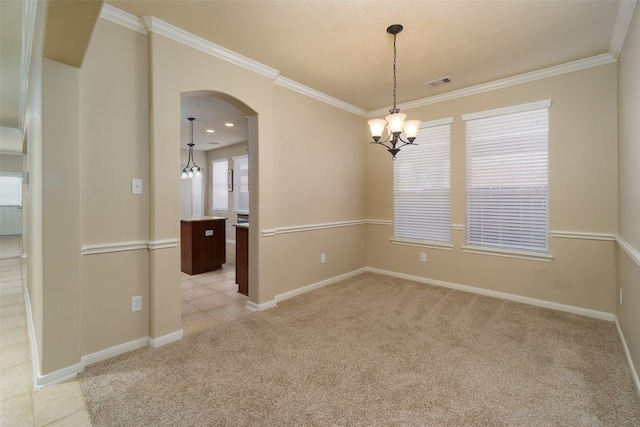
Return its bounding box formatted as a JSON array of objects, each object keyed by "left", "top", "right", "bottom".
[
  {"left": 211, "top": 159, "right": 228, "bottom": 212},
  {"left": 391, "top": 117, "right": 453, "bottom": 250},
  {"left": 233, "top": 155, "right": 249, "bottom": 214},
  {"left": 462, "top": 100, "right": 552, "bottom": 261}
]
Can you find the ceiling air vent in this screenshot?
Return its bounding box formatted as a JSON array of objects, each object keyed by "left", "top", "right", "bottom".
[{"left": 426, "top": 77, "right": 452, "bottom": 87}]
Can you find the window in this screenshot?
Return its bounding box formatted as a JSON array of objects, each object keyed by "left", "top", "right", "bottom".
[
  {"left": 463, "top": 100, "right": 550, "bottom": 254},
  {"left": 0, "top": 173, "right": 22, "bottom": 207},
  {"left": 234, "top": 155, "right": 249, "bottom": 213},
  {"left": 394, "top": 118, "right": 452, "bottom": 244},
  {"left": 212, "top": 159, "right": 228, "bottom": 211}
]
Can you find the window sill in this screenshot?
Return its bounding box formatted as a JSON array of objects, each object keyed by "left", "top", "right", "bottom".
[
  {"left": 461, "top": 245, "right": 553, "bottom": 262},
  {"left": 390, "top": 238, "right": 453, "bottom": 251}
]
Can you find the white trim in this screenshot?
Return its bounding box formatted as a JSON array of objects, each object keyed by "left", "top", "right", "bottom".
[
  {"left": 461, "top": 245, "right": 553, "bottom": 262},
  {"left": 275, "top": 268, "right": 368, "bottom": 303},
  {"left": 141, "top": 16, "right": 280, "bottom": 81},
  {"left": 550, "top": 231, "right": 616, "bottom": 241},
  {"left": 246, "top": 300, "right": 277, "bottom": 312},
  {"left": 615, "top": 317, "right": 640, "bottom": 395},
  {"left": 19, "top": 0, "right": 37, "bottom": 131},
  {"left": 148, "top": 238, "right": 179, "bottom": 250},
  {"left": 260, "top": 229, "right": 277, "bottom": 238},
  {"left": 368, "top": 55, "right": 614, "bottom": 118},
  {"left": 100, "top": 3, "right": 147, "bottom": 34},
  {"left": 24, "top": 288, "right": 40, "bottom": 388},
  {"left": 26, "top": 290, "right": 84, "bottom": 389},
  {"left": 35, "top": 363, "right": 83, "bottom": 390},
  {"left": 275, "top": 76, "right": 366, "bottom": 117},
  {"left": 82, "top": 337, "right": 148, "bottom": 367},
  {"left": 81, "top": 239, "right": 179, "bottom": 255},
  {"left": 366, "top": 219, "right": 393, "bottom": 226},
  {"left": 366, "top": 267, "right": 614, "bottom": 321},
  {"left": 610, "top": 0, "right": 638, "bottom": 58},
  {"left": 390, "top": 238, "right": 453, "bottom": 251},
  {"left": 419, "top": 117, "right": 454, "bottom": 128},
  {"left": 261, "top": 220, "right": 366, "bottom": 237},
  {"left": 617, "top": 235, "right": 640, "bottom": 266},
  {"left": 148, "top": 330, "right": 184, "bottom": 348},
  {"left": 461, "top": 99, "right": 552, "bottom": 122},
  {"left": 81, "top": 241, "right": 148, "bottom": 255},
  {"left": 102, "top": 5, "right": 617, "bottom": 122},
  {"left": 451, "top": 224, "right": 465, "bottom": 231}
]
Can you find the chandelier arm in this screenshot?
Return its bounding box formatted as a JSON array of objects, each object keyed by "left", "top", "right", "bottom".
[{"left": 369, "top": 140, "right": 393, "bottom": 150}]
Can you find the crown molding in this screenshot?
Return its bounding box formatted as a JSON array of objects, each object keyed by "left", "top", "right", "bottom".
[
  {"left": 141, "top": 16, "right": 279, "bottom": 81},
  {"left": 610, "top": 0, "right": 638, "bottom": 58},
  {"left": 274, "top": 76, "right": 367, "bottom": 117},
  {"left": 367, "top": 54, "right": 617, "bottom": 118},
  {"left": 100, "top": 5, "right": 620, "bottom": 120},
  {"left": 100, "top": 4, "right": 147, "bottom": 34}
]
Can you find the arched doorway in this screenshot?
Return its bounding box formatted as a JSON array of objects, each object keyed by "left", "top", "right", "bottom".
[{"left": 178, "top": 90, "right": 256, "bottom": 336}]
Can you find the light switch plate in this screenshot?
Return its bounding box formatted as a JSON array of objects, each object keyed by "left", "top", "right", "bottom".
[{"left": 131, "top": 179, "right": 143, "bottom": 194}]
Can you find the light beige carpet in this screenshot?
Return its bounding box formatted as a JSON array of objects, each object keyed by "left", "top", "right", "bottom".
[{"left": 79, "top": 273, "right": 640, "bottom": 426}]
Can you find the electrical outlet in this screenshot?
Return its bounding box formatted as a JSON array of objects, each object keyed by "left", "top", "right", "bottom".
[
  {"left": 420, "top": 253, "right": 427, "bottom": 262},
  {"left": 320, "top": 253, "right": 326, "bottom": 263},
  {"left": 619, "top": 289, "right": 623, "bottom": 305},
  {"left": 131, "top": 296, "right": 143, "bottom": 312}
]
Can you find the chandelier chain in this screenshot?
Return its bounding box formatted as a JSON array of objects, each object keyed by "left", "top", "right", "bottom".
[{"left": 392, "top": 33, "right": 397, "bottom": 111}]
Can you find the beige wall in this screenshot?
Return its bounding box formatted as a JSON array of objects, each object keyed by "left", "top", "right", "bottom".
[
  {"left": 41, "top": 58, "right": 82, "bottom": 373},
  {"left": 180, "top": 148, "right": 208, "bottom": 217},
  {"left": 0, "top": 153, "right": 23, "bottom": 172},
  {"left": 78, "top": 19, "right": 150, "bottom": 357},
  {"left": 617, "top": 4, "right": 640, "bottom": 388},
  {"left": 28, "top": 4, "right": 638, "bottom": 382},
  {"left": 366, "top": 63, "right": 618, "bottom": 313},
  {"left": 206, "top": 142, "right": 249, "bottom": 242},
  {"left": 270, "top": 85, "right": 367, "bottom": 295}
]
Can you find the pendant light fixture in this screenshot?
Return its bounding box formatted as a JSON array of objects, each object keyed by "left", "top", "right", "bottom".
[
  {"left": 368, "top": 24, "right": 421, "bottom": 160},
  {"left": 181, "top": 117, "right": 203, "bottom": 179}
]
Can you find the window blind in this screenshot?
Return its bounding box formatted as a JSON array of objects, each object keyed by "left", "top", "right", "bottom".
[
  {"left": 212, "top": 160, "right": 228, "bottom": 211},
  {"left": 0, "top": 173, "right": 22, "bottom": 207},
  {"left": 464, "top": 101, "right": 549, "bottom": 253},
  {"left": 234, "top": 155, "right": 249, "bottom": 213},
  {"left": 394, "top": 119, "right": 452, "bottom": 243}
]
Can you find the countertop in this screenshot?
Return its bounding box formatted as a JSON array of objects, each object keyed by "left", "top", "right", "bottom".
[
  {"left": 233, "top": 223, "right": 249, "bottom": 229},
  {"left": 181, "top": 216, "right": 227, "bottom": 222}
]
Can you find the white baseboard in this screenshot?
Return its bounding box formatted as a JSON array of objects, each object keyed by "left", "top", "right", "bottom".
[
  {"left": 615, "top": 317, "right": 640, "bottom": 396},
  {"left": 246, "top": 299, "right": 277, "bottom": 312},
  {"left": 148, "top": 329, "right": 183, "bottom": 348},
  {"left": 275, "top": 268, "right": 368, "bottom": 303},
  {"left": 35, "top": 363, "right": 84, "bottom": 390},
  {"left": 82, "top": 337, "right": 148, "bottom": 367},
  {"left": 366, "top": 267, "right": 615, "bottom": 321},
  {"left": 245, "top": 268, "right": 368, "bottom": 312}
]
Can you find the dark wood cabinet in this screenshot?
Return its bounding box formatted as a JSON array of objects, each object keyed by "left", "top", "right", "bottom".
[
  {"left": 235, "top": 224, "right": 248, "bottom": 296},
  {"left": 181, "top": 218, "right": 226, "bottom": 275}
]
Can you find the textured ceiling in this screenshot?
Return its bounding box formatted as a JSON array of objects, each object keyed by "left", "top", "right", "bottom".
[
  {"left": 1, "top": 1, "right": 630, "bottom": 153},
  {"left": 106, "top": 0, "right": 621, "bottom": 111}
]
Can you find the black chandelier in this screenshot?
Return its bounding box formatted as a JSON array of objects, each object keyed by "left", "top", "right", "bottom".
[
  {"left": 181, "top": 117, "right": 203, "bottom": 179},
  {"left": 368, "top": 24, "right": 421, "bottom": 160}
]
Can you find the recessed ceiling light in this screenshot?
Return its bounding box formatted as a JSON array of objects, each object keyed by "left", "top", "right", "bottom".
[
  {"left": 206, "top": 129, "right": 215, "bottom": 133},
  {"left": 225, "top": 123, "right": 234, "bottom": 127}
]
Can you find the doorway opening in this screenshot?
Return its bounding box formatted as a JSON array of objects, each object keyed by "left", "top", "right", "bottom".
[{"left": 177, "top": 90, "right": 255, "bottom": 336}]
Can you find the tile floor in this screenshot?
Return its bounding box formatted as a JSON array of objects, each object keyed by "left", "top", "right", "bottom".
[
  {"left": 180, "top": 242, "right": 252, "bottom": 336},
  {"left": 0, "top": 235, "right": 250, "bottom": 425}
]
